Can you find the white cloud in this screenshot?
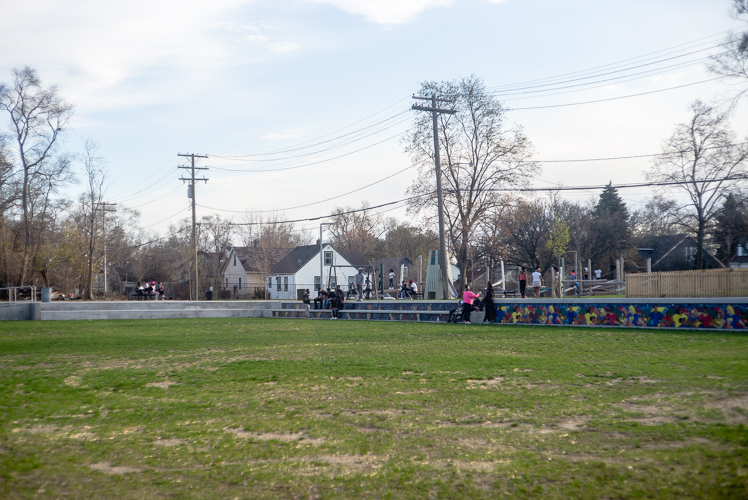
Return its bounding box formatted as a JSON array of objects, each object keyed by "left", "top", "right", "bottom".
[
  {"left": 305, "top": 0, "right": 453, "bottom": 25},
  {"left": 0, "top": 1, "right": 304, "bottom": 112}
]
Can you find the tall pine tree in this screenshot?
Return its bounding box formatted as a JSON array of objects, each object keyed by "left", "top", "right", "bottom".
[{"left": 590, "top": 183, "right": 630, "bottom": 260}]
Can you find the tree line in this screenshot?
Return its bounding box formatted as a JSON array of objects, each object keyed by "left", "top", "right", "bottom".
[{"left": 0, "top": 0, "right": 746, "bottom": 297}]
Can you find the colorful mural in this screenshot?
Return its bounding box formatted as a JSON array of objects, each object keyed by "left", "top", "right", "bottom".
[
  {"left": 275, "top": 301, "right": 748, "bottom": 330},
  {"left": 494, "top": 303, "right": 748, "bottom": 330}
]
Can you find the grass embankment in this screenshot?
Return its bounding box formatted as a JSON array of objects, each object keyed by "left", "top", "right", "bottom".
[{"left": 1, "top": 319, "right": 747, "bottom": 499}]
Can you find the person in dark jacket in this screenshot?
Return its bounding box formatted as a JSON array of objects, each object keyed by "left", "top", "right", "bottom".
[{"left": 483, "top": 282, "right": 496, "bottom": 323}]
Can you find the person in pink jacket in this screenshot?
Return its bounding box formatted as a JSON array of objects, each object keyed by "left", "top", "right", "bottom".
[{"left": 462, "top": 286, "right": 481, "bottom": 324}]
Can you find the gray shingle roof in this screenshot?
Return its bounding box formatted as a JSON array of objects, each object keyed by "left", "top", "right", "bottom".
[
  {"left": 271, "top": 245, "right": 369, "bottom": 274},
  {"left": 228, "top": 247, "right": 291, "bottom": 273}
]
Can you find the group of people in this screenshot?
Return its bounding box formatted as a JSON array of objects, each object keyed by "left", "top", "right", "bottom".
[
  {"left": 309, "top": 285, "right": 346, "bottom": 319},
  {"left": 134, "top": 281, "right": 165, "bottom": 300},
  {"left": 517, "top": 267, "right": 548, "bottom": 299},
  {"left": 398, "top": 279, "right": 418, "bottom": 299},
  {"left": 449, "top": 282, "right": 497, "bottom": 324}
]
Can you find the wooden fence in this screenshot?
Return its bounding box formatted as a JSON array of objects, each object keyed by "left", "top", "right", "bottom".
[{"left": 626, "top": 268, "right": 748, "bottom": 298}]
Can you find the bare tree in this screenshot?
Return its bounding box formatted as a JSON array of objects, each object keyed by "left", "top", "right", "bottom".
[
  {"left": 0, "top": 67, "right": 73, "bottom": 283},
  {"left": 708, "top": 1, "right": 748, "bottom": 106},
  {"left": 648, "top": 100, "right": 748, "bottom": 268},
  {"left": 405, "top": 76, "right": 538, "bottom": 289},
  {"left": 327, "top": 202, "right": 393, "bottom": 261},
  {"left": 76, "top": 140, "right": 107, "bottom": 299},
  {"left": 630, "top": 195, "right": 681, "bottom": 237}
]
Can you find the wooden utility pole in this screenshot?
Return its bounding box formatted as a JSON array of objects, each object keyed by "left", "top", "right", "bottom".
[
  {"left": 412, "top": 95, "right": 456, "bottom": 299},
  {"left": 98, "top": 202, "right": 117, "bottom": 296},
  {"left": 178, "top": 153, "right": 208, "bottom": 301}
]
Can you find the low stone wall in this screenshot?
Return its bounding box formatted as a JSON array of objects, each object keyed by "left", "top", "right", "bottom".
[
  {"left": 0, "top": 303, "right": 41, "bottom": 321},
  {"left": 271, "top": 299, "right": 748, "bottom": 330}
]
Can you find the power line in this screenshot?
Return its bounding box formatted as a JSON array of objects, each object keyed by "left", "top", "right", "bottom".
[
  {"left": 507, "top": 77, "right": 723, "bottom": 111},
  {"left": 487, "top": 42, "right": 728, "bottom": 96},
  {"left": 485, "top": 29, "right": 734, "bottom": 92},
  {"left": 197, "top": 164, "right": 415, "bottom": 214}
]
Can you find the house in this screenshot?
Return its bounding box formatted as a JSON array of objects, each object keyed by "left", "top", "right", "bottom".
[
  {"left": 632, "top": 234, "right": 724, "bottom": 271},
  {"left": 266, "top": 243, "right": 368, "bottom": 300},
  {"left": 220, "top": 246, "right": 291, "bottom": 298},
  {"left": 730, "top": 241, "right": 748, "bottom": 268}
]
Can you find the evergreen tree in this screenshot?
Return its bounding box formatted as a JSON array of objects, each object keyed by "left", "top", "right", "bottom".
[
  {"left": 712, "top": 193, "right": 748, "bottom": 264},
  {"left": 590, "top": 183, "right": 630, "bottom": 260}
]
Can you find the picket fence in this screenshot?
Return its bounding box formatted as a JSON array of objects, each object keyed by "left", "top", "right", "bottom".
[{"left": 626, "top": 268, "right": 748, "bottom": 298}]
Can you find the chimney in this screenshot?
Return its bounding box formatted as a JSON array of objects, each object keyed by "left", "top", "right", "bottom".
[{"left": 316, "top": 239, "right": 321, "bottom": 245}]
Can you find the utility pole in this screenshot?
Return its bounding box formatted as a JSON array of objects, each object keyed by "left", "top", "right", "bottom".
[
  {"left": 97, "top": 202, "right": 117, "bottom": 297},
  {"left": 178, "top": 153, "right": 209, "bottom": 301},
  {"left": 412, "top": 94, "right": 456, "bottom": 300}
]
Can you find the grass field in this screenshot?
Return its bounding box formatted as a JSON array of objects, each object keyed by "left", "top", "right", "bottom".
[{"left": 1, "top": 318, "right": 747, "bottom": 499}]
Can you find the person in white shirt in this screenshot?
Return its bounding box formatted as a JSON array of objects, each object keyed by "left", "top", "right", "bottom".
[
  {"left": 531, "top": 267, "right": 543, "bottom": 298},
  {"left": 594, "top": 268, "right": 602, "bottom": 280},
  {"left": 388, "top": 269, "right": 395, "bottom": 289},
  {"left": 409, "top": 279, "right": 418, "bottom": 297}
]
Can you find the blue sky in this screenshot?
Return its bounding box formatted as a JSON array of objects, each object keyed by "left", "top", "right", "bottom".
[{"left": 1, "top": 0, "right": 746, "bottom": 235}]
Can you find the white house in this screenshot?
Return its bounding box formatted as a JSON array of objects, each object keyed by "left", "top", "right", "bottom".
[
  {"left": 266, "top": 243, "right": 368, "bottom": 300},
  {"left": 220, "top": 246, "right": 290, "bottom": 298}
]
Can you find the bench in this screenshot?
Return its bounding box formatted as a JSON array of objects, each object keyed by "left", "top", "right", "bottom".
[{"left": 498, "top": 289, "right": 517, "bottom": 298}]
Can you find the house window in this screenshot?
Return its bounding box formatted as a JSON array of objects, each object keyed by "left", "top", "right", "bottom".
[
  {"left": 233, "top": 254, "right": 236, "bottom": 266},
  {"left": 238, "top": 277, "right": 242, "bottom": 290},
  {"left": 225, "top": 278, "right": 228, "bottom": 289},
  {"left": 738, "top": 244, "right": 746, "bottom": 257},
  {"left": 685, "top": 247, "right": 697, "bottom": 261},
  {"left": 276, "top": 277, "right": 281, "bottom": 291},
  {"left": 284, "top": 276, "right": 288, "bottom": 291},
  {"left": 314, "top": 276, "right": 320, "bottom": 290},
  {"left": 330, "top": 276, "right": 337, "bottom": 288},
  {"left": 403, "top": 266, "right": 408, "bottom": 279},
  {"left": 324, "top": 251, "right": 333, "bottom": 266}
]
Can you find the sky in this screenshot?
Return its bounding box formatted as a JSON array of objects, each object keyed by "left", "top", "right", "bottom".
[{"left": 1, "top": 0, "right": 747, "bottom": 239}]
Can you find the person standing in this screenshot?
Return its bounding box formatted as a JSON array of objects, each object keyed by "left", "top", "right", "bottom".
[
  {"left": 157, "top": 282, "right": 165, "bottom": 300},
  {"left": 388, "top": 269, "right": 395, "bottom": 289},
  {"left": 483, "top": 282, "right": 496, "bottom": 323},
  {"left": 462, "top": 286, "right": 481, "bottom": 324},
  {"left": 552, "top": 267, "right": 561, "bottom": 298},
  {"left": 595, "top": 268, "right": 602, "bottom": 280},
  {"left": 583, "top": 267, "right": 589, "bottom": 281},
  {"left": 355, "top": 268, "right": 365, "bottom": 301},
  {"left": 532, "top": 267, "right": 543, "bottom": 299},
  {"left": 302, "top": 289, "right": 311, "bottom": 318},
  {"left": 518, "top": 267, "right": 527, "bottom": 299}
]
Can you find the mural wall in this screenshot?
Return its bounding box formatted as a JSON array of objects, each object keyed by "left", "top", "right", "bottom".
[
  {"left": 276, "top": 301, "right": 748, "bottom": 330},
  {"left": 493, "top": 303, "right": 747, "bottom": 330}
]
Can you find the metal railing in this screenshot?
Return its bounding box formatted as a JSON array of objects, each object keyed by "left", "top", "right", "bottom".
[{"left": 0, "top": 286, "right": 37, "bottom": 305}]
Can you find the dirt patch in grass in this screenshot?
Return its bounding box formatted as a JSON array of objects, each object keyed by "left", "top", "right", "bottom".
[
  {"left": 225, "top": 428, "right": 325, "bottom": 445},
  {"left": 467, "top": 377, "right": 504, "bottom": 388},
  {"left": 706, "top": 394, "right": 748, "bottom": 423},
  {"left": 558, "top": 417, "right": 591, "bottom": 431},
  {"left": 89, "top": 462, "right": 145, "bottom": 475},
  {"left": 145, "top": 380, "right": 178, "bottom": 389},
  {"left": 154, "top": 438, "right": 188, "bottom": 447}
]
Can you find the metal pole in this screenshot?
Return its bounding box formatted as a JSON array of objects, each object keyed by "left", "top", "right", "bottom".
[{"left": 320, "top": 225, "right": 324, "bottom": 292}]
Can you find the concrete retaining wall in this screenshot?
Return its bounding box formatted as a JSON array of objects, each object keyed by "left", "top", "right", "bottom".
[
  {"left": 39, "top": 300, "right": 278, "bottom": 321},
  {"left": 0, "top": 303, "right": 40, "bottom": 321}
]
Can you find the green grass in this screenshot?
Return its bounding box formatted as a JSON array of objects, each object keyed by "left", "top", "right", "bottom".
[{"left": 1, "top": 319, "right": 747, "bottom": 499}]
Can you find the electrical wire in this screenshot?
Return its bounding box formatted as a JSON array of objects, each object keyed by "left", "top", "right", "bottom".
[
  {"left": 507, "top": 77, "right": 723, "bottom": 111},
  {"left": 197, "top": 164, "right": 415, "bottom": 214},
  {"left": 485, "top": 29, "right": 734, "bottom": 92}
]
